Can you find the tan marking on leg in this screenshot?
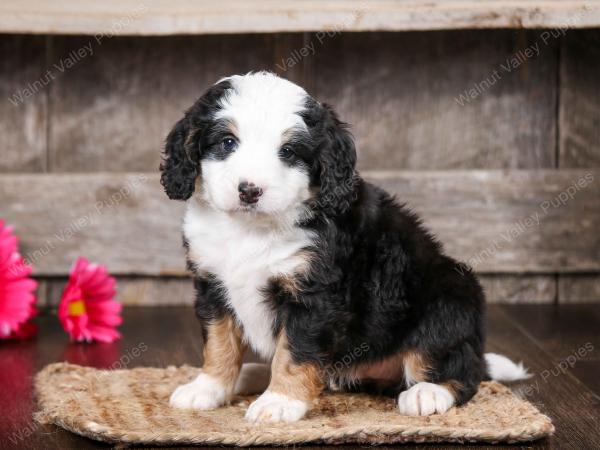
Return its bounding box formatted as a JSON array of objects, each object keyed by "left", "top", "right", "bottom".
[
  {"left": 268, "top": 332, "right": 323, "bottom": 402},
  {"left": 403, "top": 350, "right": 430, "bottom": 386},
  {"left": 202, "top": 315, "right": 246, "bottom": 393},
  {"left": 351, "top": 350, "right": 430, "bottom": 388},
  {"left": 355, "top": 352, "right": 404, "bottom": 381}
]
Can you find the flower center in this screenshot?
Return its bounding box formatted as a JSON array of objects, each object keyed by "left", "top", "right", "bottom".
[{"left": 68, "top": 299, "right": 87, "bottom": 317}]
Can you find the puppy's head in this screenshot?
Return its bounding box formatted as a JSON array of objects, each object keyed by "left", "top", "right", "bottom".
[{"left": 160, "top": 72, "right": 357, "bottom": 218}]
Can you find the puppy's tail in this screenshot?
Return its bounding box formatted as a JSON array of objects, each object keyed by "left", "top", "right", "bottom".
[{"left": 485, "top": 353, "right": 531, "bottom": 382}]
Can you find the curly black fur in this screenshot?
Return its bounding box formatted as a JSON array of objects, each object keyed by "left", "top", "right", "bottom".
[
  {"left": 302, "top": 100, "right": 358, "bottom": 217},
  {"left": 160, "top": 80, "right": 232, "bottom": 200}
]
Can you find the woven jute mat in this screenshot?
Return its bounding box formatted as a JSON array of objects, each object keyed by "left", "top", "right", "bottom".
[{"left": 35, "top": 362, "right": 554, "bottom": 446}]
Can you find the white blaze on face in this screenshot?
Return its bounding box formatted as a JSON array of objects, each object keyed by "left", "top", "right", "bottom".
[{"left": 200, "top": 72, "right": 312, "bottom": 214}]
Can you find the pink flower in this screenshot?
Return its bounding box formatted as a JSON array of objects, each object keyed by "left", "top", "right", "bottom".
[
  {"left": 58, "top": 257, "right": 122, "bottom": 343},
  {"left": 0, "top": 220, "right": 38, "bottom": 340}
]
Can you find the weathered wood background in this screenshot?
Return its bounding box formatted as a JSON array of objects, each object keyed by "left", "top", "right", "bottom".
[{"left": 1, "top": 29, "right": 599, "bottom": 305}]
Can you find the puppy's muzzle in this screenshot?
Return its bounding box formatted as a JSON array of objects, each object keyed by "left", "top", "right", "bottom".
[{"left": 238, "top": 181, "right": 263, "bottom": 204}]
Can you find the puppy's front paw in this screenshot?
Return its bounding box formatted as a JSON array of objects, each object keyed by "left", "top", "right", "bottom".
[
  {"left": 398, "top": 382, "right": 455, "bottom": 416},
  {"left": 245, "top": 391, "right": 308, "bottom": 423},
  {"left": 169, "top": 372, "right": 228, "bottom": 410}
]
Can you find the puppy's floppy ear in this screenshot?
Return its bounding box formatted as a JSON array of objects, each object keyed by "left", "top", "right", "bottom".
[
  {"left": 160, "top": 116, "right": 199, "bottom": 200},
  {"left": 315, "top": 103, "right": 358, "bottom": 216},
  {"left": 160, "top": 80, "right": 231, "bottom": 200}
]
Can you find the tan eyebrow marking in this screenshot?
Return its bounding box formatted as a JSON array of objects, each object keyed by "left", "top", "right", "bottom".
[
  {"left": 280, "top": 125, "right": 307, "bottom": 145},
  {"left": 225, "top": 119, "right": 240, "bottom": 138}
]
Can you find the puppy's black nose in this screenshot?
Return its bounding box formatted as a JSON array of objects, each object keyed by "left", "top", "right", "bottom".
[{"left": 238, "top": 181, "right": 263, "bottom": 204}]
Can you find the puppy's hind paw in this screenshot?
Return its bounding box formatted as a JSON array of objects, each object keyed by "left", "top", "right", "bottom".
[
  {"left": 398, "top": 382, "right": 455, "bottom": 416},
  {"left": 169, "top": 372, "right": 228, "bottom": 410}
]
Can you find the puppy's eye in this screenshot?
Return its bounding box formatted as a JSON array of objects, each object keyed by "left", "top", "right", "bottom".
[
  {"left": 279, "top": 145, "right": 295, "bottom": 159},
  {"left": 221, "top": 137, "right": 238, "bottom": 152}
]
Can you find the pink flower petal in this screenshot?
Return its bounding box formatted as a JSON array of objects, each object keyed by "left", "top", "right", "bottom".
[
  {"left": 86, "top": 301, "right": 122, "bottom": 314},
  {"left": 90, "top": 312, "right": 123, "bottom": 327},
  {"left": 0, "top": 220, "right": 38, "bottom": 341},
  {"left": 57, "top": 257, "right": 121, "bottom": 343},
  {"left": 3, "top": 278, "right": 38, "bottom": 293},
  {"left": 86, "top": 324, "right": 121, "bottom": 343}
]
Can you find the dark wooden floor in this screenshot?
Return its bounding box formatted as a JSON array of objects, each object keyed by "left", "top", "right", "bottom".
[{"left": 1, "top": 305, "right": 599, "bottom": 450}]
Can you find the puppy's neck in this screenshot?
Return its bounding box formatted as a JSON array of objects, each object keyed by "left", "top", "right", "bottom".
[{"left": 187, "top": 196, "right": 308, "bottom": 236}]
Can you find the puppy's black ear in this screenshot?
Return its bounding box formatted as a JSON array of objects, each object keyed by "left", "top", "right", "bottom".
[
  {"left": 315, "top": 103, "right": 358, "bottom": 216},
  {"left": 160, "top": 117, "right": 199, "bottom": 200},
  {"left": 160, "top": 80, "right": 231, "bottom": 200}
]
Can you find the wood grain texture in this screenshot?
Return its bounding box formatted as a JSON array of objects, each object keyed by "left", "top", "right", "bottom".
[
  {"left": 0, "top": 35, "right": 47, "bottom": 173},
  {"left": 1, "top": 1, "right": 599, "bottom": 35},
  {"left": 2, "top": 305, "right": 600, "bottom": 449},
  {"left": 46, "top": 31, "right": 562, "bottom": 171},
  {"left": 48, "top": 35, "right": 275, "bottom": 171},
  {"left": 571, "top": 361, "right": 600, "bottom": 398},
  {"left": 501, "top": 303, "right": 600, "bottom": 396},
  {"left": 41, "top": 276, "right": 194, "bottom": 307},
  {"left": 0, "top": 173, "right": 186, "bottom": 276},
  {"left": 273, "top": 33, "right": 311, "bottom": 87},
  {"left": 559, "top": 30, "right": 600, "bottom": 168},
  {"left": 479, "top": 275, "right": 556, "bottom": 304},
  {"left": 558, "top": 275, "right": 600, "bottom": 303},
  {"left": 33, "top": 279, "right": 49, "bottom": 308},
  {"left": 1, "top": 170, "right": 598, "bottom": 276},
  {"left": 312, "top": 30, "right": 557, "bottom": 170},
  {"left": 501, "top": 304, "right": 600, "bottom": 364},
  {"left": 371, "top": 170, "right": 599, "bottom": 273},
  {"left": 487, "top": 306, "right": 600, "bottom": 450},
  {"left": 33, "top": 275, "right": 555, "bottom": 306}
]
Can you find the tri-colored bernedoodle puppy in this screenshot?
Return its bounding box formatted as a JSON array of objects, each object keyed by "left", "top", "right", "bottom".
[{"left": 160, "top": 71, "right": 528, "bottom": 423}]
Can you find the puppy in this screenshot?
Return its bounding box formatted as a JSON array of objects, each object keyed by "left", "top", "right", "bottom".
[{"left": 160, "top": 72, "right": 528, "bottom": 423}]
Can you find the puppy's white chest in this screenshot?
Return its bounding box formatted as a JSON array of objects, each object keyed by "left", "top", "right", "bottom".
[{"left": 183, "top": 204, "right": 312, "bottom": 359}]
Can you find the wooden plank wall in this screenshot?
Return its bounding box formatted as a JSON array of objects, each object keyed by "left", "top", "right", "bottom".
[{"left": 1, "top": 30, "right": 599, "bottom": 306}]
